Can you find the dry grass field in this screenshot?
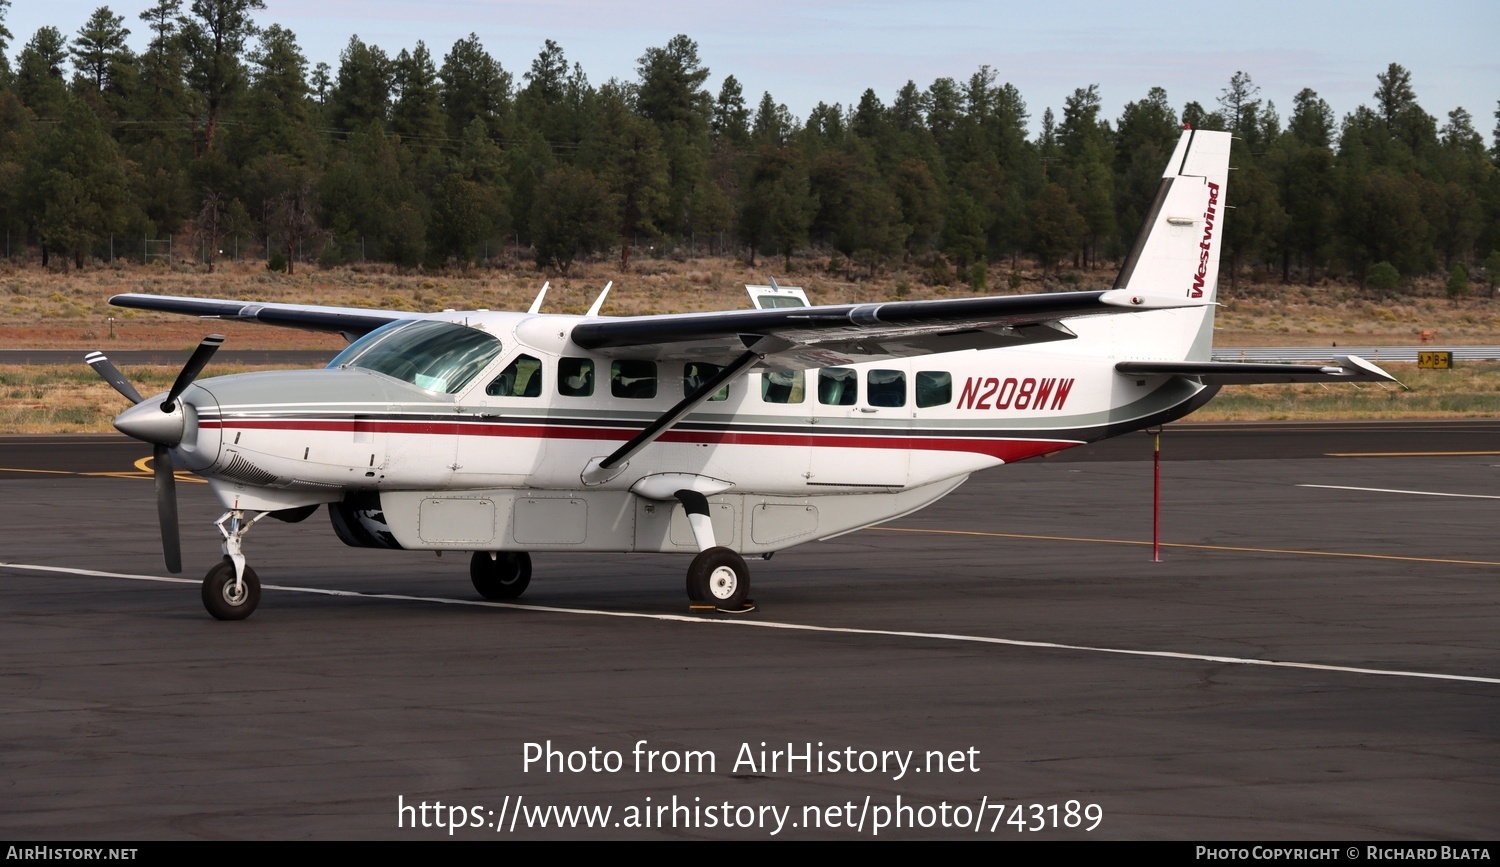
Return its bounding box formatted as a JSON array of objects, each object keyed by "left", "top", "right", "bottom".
[{"left": 1, "top": 254, "right": 1496, "bottom": 432}]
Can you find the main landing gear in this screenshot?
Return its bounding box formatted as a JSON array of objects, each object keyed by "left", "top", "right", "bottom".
[
  {"left": 202, "top": 510, "right": 269, "bottom": 620},
  {"left": 686, "top": 547, "right": 750, "bottom": 610},
  {"left": 470, "top": 551, "right": 532, "bottom": 600},
  {"left": 676, "top": 489, "right": 753, "bottom": 612}
]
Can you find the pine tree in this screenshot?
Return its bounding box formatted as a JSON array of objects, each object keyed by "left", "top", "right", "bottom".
[
  {"left": 70, "top": 7, "right": 131, "bottom": 95},
  {"left": 1025, "top": 183, "right": 1085, "bottom": 277},
  {"left": 0, "top": 0, "right": 12, "bottom": 82},
  {"left": 440, "top": 33, "right": 510, "bottom": 141},
  {"left": 24, "top": 97, "right": 132, "bottom": 267},
  {"left": 179, "top": 0, "right": 266, "bottom": 151},
  {"left": 711, "top": 76, "right": 749, "bottom": 146},
  {"left": 579, "top": 82, "right": 669, "bottom": 266},
  {"left": 329, "top": 36, "right": 390, "bottom": 132},
  {"left": 390, "top": 43, "right": 445, "bottom": 148},
  {"left": 530, "top": 164, "right": 617, "bottom": 273},
  {"left": 241, "top": 24, "right": 312, "bottom": 163},
  {"left": 636, "top": 35, "right": 712, "bottom": 239},
  {"left": 15, "top": 27, "right": 69, "bottom": 118}
]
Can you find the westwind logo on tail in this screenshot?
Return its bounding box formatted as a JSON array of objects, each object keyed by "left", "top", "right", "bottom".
[{"left": 1190, "top": 181, "right": 1221, "bottom": 298}]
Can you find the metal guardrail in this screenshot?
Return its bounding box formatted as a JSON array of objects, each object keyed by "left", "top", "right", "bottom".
[{"left": 1211, "top": 346, "right": 1500, "bottom": 363}]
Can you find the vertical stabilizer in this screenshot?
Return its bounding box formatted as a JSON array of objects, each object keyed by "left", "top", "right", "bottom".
[{"left": 1112, "top": 129, "right": 1232, "bottom": 360}]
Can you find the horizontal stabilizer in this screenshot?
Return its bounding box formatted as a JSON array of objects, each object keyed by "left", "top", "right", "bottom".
[{"left": 1116, "top": 355, "right": 1399, "bottom": 385}]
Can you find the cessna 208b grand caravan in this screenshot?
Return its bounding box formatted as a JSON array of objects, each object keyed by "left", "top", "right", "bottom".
[{"left": 89, "top": 129, "right": 1393, "bottom": 620}]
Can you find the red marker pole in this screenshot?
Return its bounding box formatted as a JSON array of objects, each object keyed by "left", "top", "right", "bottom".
[{"left": 1152, "top": 429, "right": 1162, "bottom": 562}]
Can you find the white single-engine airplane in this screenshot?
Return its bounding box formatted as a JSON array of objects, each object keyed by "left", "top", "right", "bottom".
[{"left": 89, "top": 129, "right": 1394, "bottom": 620}]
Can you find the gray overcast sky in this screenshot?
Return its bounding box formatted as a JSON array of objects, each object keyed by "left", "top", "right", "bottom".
[{"left": 10, "top": 0, "right": 1499, "bottom": 137}]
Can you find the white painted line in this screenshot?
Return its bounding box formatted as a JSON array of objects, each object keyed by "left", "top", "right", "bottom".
[
  {"left": 1298, "top": 484, "right": 1500, "bottom": 500},
  {"left": 4, "top": 561, "right": 1498, "bottom": 686}
]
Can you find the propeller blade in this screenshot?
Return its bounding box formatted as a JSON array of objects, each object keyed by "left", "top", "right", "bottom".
[
  {"left": 84, "top": 351, "right": 143, "bottom": 405},
  {"left": 154, "top": 444, "right": 181, "bottom": 574},
  {"left": 164, "top": 334, "right": 225, "bottom": 410}
]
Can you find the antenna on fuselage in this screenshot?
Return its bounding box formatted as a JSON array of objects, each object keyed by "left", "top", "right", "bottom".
[
  {"left": 527, "top": 281, "right": 550, "bottom": 314},
  {"left": 585, "top": 281, "right": 613, "bottom": 317}
]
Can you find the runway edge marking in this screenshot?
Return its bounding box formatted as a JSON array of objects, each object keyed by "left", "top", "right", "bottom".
[
  {"left": 3, "top": 561, "right": 1497, "bottom": 687},
  {"left": 1298, "top": 483, "right": 1500, "bottom": 500}
]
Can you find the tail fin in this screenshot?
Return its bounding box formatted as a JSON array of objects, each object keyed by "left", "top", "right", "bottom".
[{"left": 1112, "top": 128, "right": 1232, "bottom": 360}]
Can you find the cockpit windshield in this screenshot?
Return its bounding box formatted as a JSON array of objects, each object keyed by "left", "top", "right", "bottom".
[{"left": 327, "top": 319, "right": 502, "bottom": 394}]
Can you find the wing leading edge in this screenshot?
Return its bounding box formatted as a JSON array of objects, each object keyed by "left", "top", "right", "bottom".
[{"left": 109, "top": 294, "right": 410, "bottom": 338}]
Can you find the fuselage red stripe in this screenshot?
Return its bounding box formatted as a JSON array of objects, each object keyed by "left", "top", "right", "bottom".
[{"left": 199, "top": 418, "right": 1081, "bottom": 462}]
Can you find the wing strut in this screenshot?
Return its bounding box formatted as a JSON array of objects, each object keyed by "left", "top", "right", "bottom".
[{"left": 581, "top": 340, "right": 774, "bottom": 486}]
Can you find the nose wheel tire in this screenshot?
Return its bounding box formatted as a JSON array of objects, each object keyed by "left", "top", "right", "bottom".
[
  {"left": 470, "top": 551, "right": 532, "bottom": 600},
  {"left": 202, "top": 558, "right": 260, "bottom": 620},
  {"left": 686, "top": 547, "right": 750, "bottom": 610}
]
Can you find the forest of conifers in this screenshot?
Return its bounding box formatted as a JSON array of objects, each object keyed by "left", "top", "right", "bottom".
[{"left": 2, "top": 0, "right": 1497, "bottom": 289}]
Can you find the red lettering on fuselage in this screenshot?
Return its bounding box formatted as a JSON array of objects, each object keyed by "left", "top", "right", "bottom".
[
  {"left": 957, "top": 377, "right": 982, "bottom": 409},
  {"left": 1032, "top": 377, "right": 1056, "bottom": 408},
  {"left": 1049, "top": 377, "right": 1073, "bottom": 409},
  {"left": 956, "top": 376, "right": 1074, "bottom": 411},
  {"left": 976, "top": 378, "right": 999, "bottom": 409}
]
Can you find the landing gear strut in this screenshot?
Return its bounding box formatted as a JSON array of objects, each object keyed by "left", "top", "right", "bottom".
[{"left": 203, "top": 510, "right": 269, "bottom": 620}]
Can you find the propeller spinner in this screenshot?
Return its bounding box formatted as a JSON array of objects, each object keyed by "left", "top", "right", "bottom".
[{"left": 86, "top": 335, "right": 224, "bottom": 573}]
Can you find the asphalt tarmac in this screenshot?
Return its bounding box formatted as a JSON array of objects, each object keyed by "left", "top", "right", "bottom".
[{"left": 1, "top": 424, "right": 1496, "bottom": 840}]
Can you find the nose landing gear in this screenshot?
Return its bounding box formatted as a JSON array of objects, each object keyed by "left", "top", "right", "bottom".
[
  {"left": 202, "top": 558, "right": 261, "bottom": 620},
  {"left": 202, "top": 510, "right": 269, "bottom": 620}
]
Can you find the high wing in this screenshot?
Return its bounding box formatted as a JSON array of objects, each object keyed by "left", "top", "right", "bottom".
[
  {"left": 109, "top": 294, "right": 411, "bottom": 338},
  {"left": 570, "top": 288, "right": 1199, "bottom": 368}
]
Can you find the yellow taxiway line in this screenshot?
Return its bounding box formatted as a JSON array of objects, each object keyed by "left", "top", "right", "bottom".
[
  {"left": 0, "top": 458, "right": 205, "bottom": 483},
  {"left": 872, "top": 526, "right": 1500, "bottom": 568}
]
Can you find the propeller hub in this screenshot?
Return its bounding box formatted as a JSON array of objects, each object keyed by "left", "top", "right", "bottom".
[{"left": 114, "top": 396, "right": 187, "bottom": 446}]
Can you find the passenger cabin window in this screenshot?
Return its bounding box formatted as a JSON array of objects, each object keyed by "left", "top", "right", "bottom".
[
  {"left": 818, "top": 368, "right": 858, "bottom": 406},
  {"left": 760, "top": 370, "right": 804, "bottom": 404},
  {"left": 916, "top": 371, "right": 953, "bottom": 407},
  {"left": 867, "top": 369, "right": 906, "bottom": 407},
  {"left": 487, "top": 354, "right": 542, "bottom": 397},
  {"left": 558, "top": 357, "right": 594, "bottom": 397},
  {"left": 683, "top": 362, "right": 729, "bottom": 401},
  {"left": 611, "top": 360, "right": 657, "bottom": 399}
]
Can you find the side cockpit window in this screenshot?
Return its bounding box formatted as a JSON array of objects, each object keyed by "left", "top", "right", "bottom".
[{"left": 487, "top": 354, "right": 542, "bottom": 397}]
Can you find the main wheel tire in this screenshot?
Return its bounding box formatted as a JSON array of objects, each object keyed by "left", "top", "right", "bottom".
[
  {"left": 470, "top": 551, "right": 532, "bottom": 600},
  {"left": 686, "top": 547, "right": 750, "bottom": 609},
  {"left": 202, "top": 558, "right": 260, "bottom": 621}
]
